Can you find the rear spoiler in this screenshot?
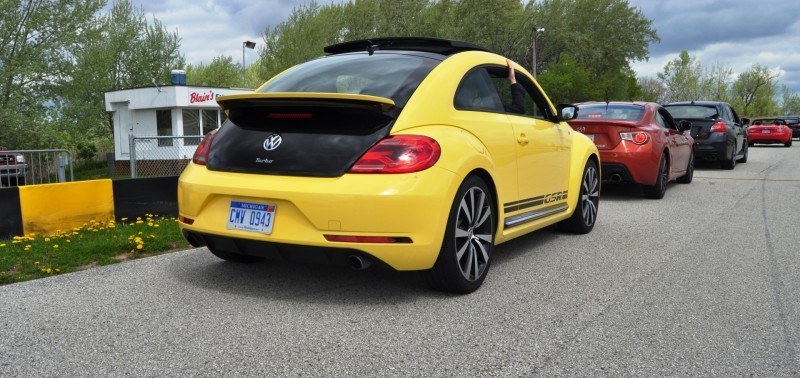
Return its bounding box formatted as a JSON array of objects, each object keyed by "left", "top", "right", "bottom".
[{"left": 216, "top": 92, "right": 396, "bottom": 112}]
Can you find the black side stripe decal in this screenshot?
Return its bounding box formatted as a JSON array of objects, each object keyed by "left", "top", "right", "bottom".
[{"left": 504, "top": 191, "right": 568, "bottom": 213}]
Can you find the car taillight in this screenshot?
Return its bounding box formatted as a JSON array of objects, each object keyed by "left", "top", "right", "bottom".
[
  {"left": 619, "top": 131, "right": 649, "bottom": 145},
  {"left": 192, "top": 129, "right": 218, "bottom": 166},
  {"left": 349, "top": 135, "right": 441, "bottom": 173},
  {"left": 710, "top": 122, "right": 727, "bottom": 132}
]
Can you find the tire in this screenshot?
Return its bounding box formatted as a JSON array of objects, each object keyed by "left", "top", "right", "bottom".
[
  {"left": 785, "top": 139, "right": 793, "bottom": 147},
  {"left": 737, "top": 141, "right": 748, "bottom": 163},
  {"left": 207, "top": 245, "right": 264, "bottom": 263},
  {"left": 558, "top": 159, "right": 599, "bottom": 234},
  {"left": 676, "top": 151, "right": 694, "bottom": 184},
  {"left": 720, "top": 143, "right": 736, "bottom": 170},
  {"left": 425, "top": 175, "right": 495, "bottom": 294},
  {"left": 643, "top": 154, "right": 668, "bottom": 199},
  {"left": 748, "top": 141, "right": 754, "bottom": 147}
]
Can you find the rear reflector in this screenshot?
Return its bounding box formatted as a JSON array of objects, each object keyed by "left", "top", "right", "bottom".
[
  {"left": 179, "top": 216, "right": 195, "bottom": 225},
  {"left": 324, "top": 235, "right": 413, "bottom": 243}
]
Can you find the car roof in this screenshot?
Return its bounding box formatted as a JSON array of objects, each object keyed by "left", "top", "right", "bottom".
[
  {"left": 324, "top": 37, "right": 490, "bottom": 56},
  {"left": 576, "top": 101, "right": 654, "bottom": 107},
  {"left": 664, "top": 101, "right": 726, "bottom": 107}
]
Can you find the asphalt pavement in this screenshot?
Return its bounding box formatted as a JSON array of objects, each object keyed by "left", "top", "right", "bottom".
[{"left": 2, "top": 145, "right": 799, "bottom": 376}]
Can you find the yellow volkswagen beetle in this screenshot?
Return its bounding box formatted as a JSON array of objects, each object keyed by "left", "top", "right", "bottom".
[{"left": 178, "top": 37, "right": 599, "bottom": 293}]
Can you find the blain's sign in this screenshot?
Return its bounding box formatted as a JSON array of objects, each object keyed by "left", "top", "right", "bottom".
[{"left": 189, "top": 90, "right": 222, "bottom": 104}]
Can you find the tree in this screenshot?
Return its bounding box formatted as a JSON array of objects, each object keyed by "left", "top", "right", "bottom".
[
  {"left": 186, "top": 55, "right": 242, "bottom": 87},
  {"left": 636, "top": 76, "right": 667, "bottom": 103},
  {"left": 730, "top": 64, "right": 780, "bottom": 116},
  {"left": 701, "top": 62, "right": 733, "bottom": 102},
  {"left": 658, "top": 50, "right": 703, "bottom": 102},
  {"left": 0, "top": 0, "right": 104, "bottom": 149},
  {"left": 536, "top": 53, "right": 596, "bottom": 103},
  {"left": 779, "top": 85, "right": 800, "bottom": 115},
  {"left": 60, "top": 0, "right": 184, "bottom": 148}
]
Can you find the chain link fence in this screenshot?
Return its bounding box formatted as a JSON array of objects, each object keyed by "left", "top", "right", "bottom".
[
  {"left": 0, "top": 149, "right": 74, "bottom": 187},
  {"left": 128, "top": 135, "right": 204, "bottom": 178}
]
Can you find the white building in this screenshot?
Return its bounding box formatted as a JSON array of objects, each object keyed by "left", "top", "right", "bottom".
[{"left": 105, "top": 85, "right": 252, "bottom": 162}]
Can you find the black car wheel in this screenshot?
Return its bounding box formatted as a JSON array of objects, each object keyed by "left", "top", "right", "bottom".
[
  {"left": 738, "top": 141, "right": 748, "bottom": 163},
  {"left": 425, "top": 175, "right": 495, "bottom": 294},
  {"left": 785, "top": 139, "right": 793, "bottom": 147},
  {"left": 676, "top": 151, "right": 694, "bottom": 184},
  {"left": 721, "top": 143, "right": 736, "bottom": 170},
  {"left": 558, "top": 159, "right": 599, "bottom": 234},
  {"left": 643, "top": 154, "right": 668, "bottom": 199}
]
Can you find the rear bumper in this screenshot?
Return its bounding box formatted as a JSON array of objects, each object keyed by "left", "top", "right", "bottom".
[
  {"left": 178, "top": 163, "right": 461, "bottom": 271},
  {"left": 693, "top": 133, "right": 730, "bottom": 160},
  {"left": 598, "top": 144, "right": 659, "bottom": 186},
  {"left": 749, "top": 132, "right": 791, "bottom": 144}
]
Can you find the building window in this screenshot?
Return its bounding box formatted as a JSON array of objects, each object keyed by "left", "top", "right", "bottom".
[
  {"left": 202, "top": 109, "right": 217, "bottom": 134},
  {"left": 156, "top": 110, "right": 173, "bottom": 146},
  {"left": 183, "top": 109, "right": 201, "bottom": 145}
]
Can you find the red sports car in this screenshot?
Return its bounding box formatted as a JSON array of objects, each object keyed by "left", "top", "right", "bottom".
[
  {"left": 747, "top": 119, "right": 792, "bottom": 147},
  {"left": 568, "top": 102, "right": 695, "bottom": 199}
]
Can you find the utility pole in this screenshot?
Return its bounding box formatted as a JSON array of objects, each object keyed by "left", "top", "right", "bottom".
[
  {"left": 242, "top": 41, "right": 256, "bottom": 87},
  {"left": 530, "top": 26, "right": 545, "bottom": 78}
]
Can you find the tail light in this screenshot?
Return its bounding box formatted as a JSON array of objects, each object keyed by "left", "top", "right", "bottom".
[
  {"left": 710, "top": 122, "right": 727, "bottom": 132},
  {"left": 192, "top": 129, "right": 218, "bottom": 166},
  {"left": 349, "top": 135, "right": 440, "bottom": 173},
  {"left": 620, "top": 131, "right": 649, "bottom": 145}
]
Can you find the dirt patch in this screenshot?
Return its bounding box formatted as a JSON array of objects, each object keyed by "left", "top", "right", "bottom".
[
  {"left": 113, "top": 253, "right": 132, "bottom": 261},
  {"left": 77, "top": 262, "right": 100, "bottom": 271}
]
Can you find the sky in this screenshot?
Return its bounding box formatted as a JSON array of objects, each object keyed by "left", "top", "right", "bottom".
[{"left": 129, "top": 0, "right": 800, "bottom": 92}]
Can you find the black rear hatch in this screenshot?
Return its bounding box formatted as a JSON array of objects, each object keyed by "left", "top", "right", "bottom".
[
  {"left": 207, "top": 93, "right": 396, "bottom": 177},
  {"left": 664, "top": 104, "right": 722, "bottom": 139}
]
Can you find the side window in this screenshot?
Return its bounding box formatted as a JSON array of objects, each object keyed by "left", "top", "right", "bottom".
[
  {"left": 454, "top": 68, "right": 504, "bottom": 113},
  {"left": 657, "top": 109, "right": 677, "bottom": 130},
  {"left": 729, "top": 106, "right": 741, "bottom": 124},
  {"left": 721, "top": 105, "right": 733, "bottom": 122},
  {"left": 485, "top": 67, "right": 552, "bottom": 120}
]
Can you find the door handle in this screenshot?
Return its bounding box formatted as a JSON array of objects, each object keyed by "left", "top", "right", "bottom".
[{"left": 517, "top": 134, "right": 529, "bottom": 145}]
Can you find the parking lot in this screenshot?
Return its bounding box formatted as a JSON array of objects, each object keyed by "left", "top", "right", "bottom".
[{"left": 1, "top": 145, "right": 799, "bottom": 376}]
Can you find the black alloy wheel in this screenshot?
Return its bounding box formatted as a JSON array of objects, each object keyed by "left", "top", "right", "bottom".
[
  {"left": 721, "top": 143, "right": 736, "bottom": 170},
  {"left": 676, "top": 151, "right": 694, "bottom": 184},
  {"left": 425, "top": 175, "right": 495, "bottom": 294},
  {"left": 558, "top": 159, "right": 599, "bottom": 234},
  {"left": 643, "top": 154, "right": 668, "bottom": 199},
  {"left": 738, "top": 141, "right": 748, "bottom": 163}
]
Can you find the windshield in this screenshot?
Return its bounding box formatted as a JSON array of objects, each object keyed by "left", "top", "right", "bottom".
[
  {"left": 576, "top": 104, "right": 644, "bottom": 121},
  {"left": 259, "top": 52, "right": 440, "bottom": 108},
  {"left": 664, "top": 105, "right": 718, "bottom": 119}
]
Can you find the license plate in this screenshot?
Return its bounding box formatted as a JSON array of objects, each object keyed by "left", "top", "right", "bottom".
[
  {"left": 586, "top": 134, "right": 595, "bottom": 142},
  {"left": 227, "top": 201, "right": 276, "bottom": 234},
  {"left": 762, "top": 130, "right": 771, "bottom": 134}
]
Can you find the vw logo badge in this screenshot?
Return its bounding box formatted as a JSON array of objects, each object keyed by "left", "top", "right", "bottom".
[
  {"left": 577, "top": 127, "right": 586, "bottom": 132},
  {"left": 263, "top": 134, "right": 282, "bottom": 151}
]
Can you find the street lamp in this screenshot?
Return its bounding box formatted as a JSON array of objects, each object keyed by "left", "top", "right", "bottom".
[
  {"left": 531, "top": 27, "right": 545, "bottom": 78},
  {"left": 242, "top": 40, "right": 256, "bottom": 87}
]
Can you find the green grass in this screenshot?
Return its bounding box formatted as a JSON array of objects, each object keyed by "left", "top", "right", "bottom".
[
  {"left": 72, "top": 160, "right": 130, "bottom": 181},
  {"left": 0, "top": 215, "right": 190, "bottom": 285}
]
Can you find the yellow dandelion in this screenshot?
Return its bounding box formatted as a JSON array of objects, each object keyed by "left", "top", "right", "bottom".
[
  {"left": 66, "top": 239, "right": 71, "bottom": 243},
  {"left": 154, "top": 224, "right": 160, "bottom": 228},
  {"left": 0, "top": 243, "right": 6, "bottom": 247},
  {"left": 53, "top": 244, "right": 59, "bottom": 249},
  {"left": 136, "top": 244, "right": 143, "bottom": 250},
  {"left": 147, "top": 222, "right": 154, "bottom": 226},
  {"left": 72, "top": 231, "right": 79, "bottom": 235},
  {"left": 138, "top": 232, "right": 143, "bottom": 235},
  {"left": 25, "top": 245, "right": 31, "bottom": 249},
  {"left": 12, "top": 240, "right": 21, "bottom": 244},
  {"left": 136, "top": 217, "right": 142, "bottom": 221},
  {"left": 121, "top": 217, "right": 128, "bottom": 221},
  {"left": 45, "top": 268, "right": 52, "bottom": 274},
  {"left": 34, "top": 261, "right": 40, "bottom": 265},
  {"left": 55, "top": 269, "right": 61, "bottom": 273},
  {"left": 44, "top": 237, "right": 50, "bottom": 242},
  {"left": 136, "top": 220, "right": 143, "bottom": 224}
]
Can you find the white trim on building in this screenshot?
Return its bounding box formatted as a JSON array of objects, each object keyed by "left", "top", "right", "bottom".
[{"left": 104, "top": 85, "right": 252, "bottom": 161}]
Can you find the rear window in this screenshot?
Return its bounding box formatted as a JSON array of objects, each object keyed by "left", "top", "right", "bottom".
[
  {"left": 576, "top": 104, "right": 644, "bottom": 121},
  {"left": 259, "top": 52, "right": 439, "bottom": 108},
  {"left": 664, "top": 105, "right": 718, "bottom": 119}
]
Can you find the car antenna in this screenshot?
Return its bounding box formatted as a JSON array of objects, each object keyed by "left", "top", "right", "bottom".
[{"left": 366, "top": 39, "right": 380, "bottom": 56}]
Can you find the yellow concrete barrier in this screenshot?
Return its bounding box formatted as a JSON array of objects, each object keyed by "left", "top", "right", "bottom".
[{"left": 18, "top": 180, "right": 114, "bottom": 235}]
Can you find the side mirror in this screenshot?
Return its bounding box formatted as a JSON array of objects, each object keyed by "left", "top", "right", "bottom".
[
  {"left": 677, "top": 120, "right": 691, "bottom": 133},
  {"left": 741, "top": 118, "right": 750, "bottom": 126},
  {"left": 557, "top": 104, "right": 578, "bottom": 121}
]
